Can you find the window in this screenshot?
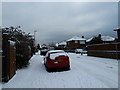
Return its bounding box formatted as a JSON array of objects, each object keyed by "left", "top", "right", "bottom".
[
  {"left": 75, "top": 41, "right": 78, "bottom": 43},
  {"left": 80, "top": 40, "right": 85, "bottom": 44}
]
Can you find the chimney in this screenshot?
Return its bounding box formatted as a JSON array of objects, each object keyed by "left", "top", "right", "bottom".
[{"left": 82, "top": 36, "right": 84, "bottom": 38}]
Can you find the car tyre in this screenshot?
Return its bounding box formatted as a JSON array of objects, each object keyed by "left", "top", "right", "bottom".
[
  {"left": 46, "top": 67, "right": 51, "bottom": 72},
  {"left": 66, "top": 66, "right": 70, "bottom": 70}
]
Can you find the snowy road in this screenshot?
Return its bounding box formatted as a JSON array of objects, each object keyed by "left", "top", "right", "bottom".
[{"left": 2, "top": 53, "right": 118, "bottom": 88}]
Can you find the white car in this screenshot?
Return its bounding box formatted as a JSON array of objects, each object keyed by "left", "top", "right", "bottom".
[{"left": 75, "top": 49, "right": 87, "bottom": 54}]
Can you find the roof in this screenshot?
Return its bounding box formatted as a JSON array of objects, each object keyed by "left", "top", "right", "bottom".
[
  {"left": 114, "top": 27, "right": 120, "bottom": 31},
  {"left": 86, "top": 37, "right": 93, "bottom": 42},
  {"left": 67, "top": 36, "right": 86, "bottom": 41},
  {"left": 86, "top": 35, "right": 115, "bottom": 42},
  {"left": 101, "top": 35, "right": 115, "bottom": 41},
  {"left": 58, "top": 41, "right": 67, "bottom": 46},
  {"left": 41, "top": 44, "right": 47, "bottom": 47},
  {"left": 55, "top": 43, "right": 59, "bottom": 47}
]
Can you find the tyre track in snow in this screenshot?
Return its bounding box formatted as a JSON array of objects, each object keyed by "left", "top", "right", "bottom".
[
  {"left": 69, "top": 54, "right": 108, "bottom": 88},
  {"left": 68, "top": 53, "right": 118, "bottom": 88},
  {"left": 82, "top": 56, "right": 118, "bottom": 67}
]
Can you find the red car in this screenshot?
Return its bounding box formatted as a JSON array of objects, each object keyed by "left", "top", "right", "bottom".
[{"left": 44, "top": 50, "right": 70, "bottom": 72}]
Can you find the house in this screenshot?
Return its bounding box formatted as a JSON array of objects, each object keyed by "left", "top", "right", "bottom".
[
  {"left": 86, "top": 35, "right": 115, "bottom": 45},
  {"left": 66, "top": 36, "right": 86, "bottom": 50},
  {"left": 41, "top": 44, "right": 48, "bottom": 49},
  {"left": 57, "top": 41, "right": 67, "bottom": 49},
  {"left": 87, "top": 29, "right": 120, "bottom": 59}
]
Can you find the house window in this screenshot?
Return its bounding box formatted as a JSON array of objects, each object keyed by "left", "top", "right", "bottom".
[
  {"left": 75, "top": 41, "right": 78, "bottom": 43},
  {"left": 80, "top": 40, "right": 85, "bottom": 44},
  {"left": 67, "top": 42, "right": 69, "bottom": 45}
]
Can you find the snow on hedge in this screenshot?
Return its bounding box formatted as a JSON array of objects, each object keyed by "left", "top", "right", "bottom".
[{"left": 8, "top": 40, "right": 15, "bottom": 46}]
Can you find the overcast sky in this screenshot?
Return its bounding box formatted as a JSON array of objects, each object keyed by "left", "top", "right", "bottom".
[{"left": 2, "top": 2, "right": 118, "bottom": 44}]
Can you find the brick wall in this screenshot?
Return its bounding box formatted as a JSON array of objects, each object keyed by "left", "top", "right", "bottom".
[{"left": 67, "top": 40, "right": 86, "bottom": 50}]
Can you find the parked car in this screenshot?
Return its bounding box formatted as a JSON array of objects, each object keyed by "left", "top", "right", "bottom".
[
  {"left": 44, "top": 50, "right": 70, "bottom": 72},
  {"left": 75, "top": 49, "right": 87, "bottom": 55},
  {"left": 40, "top": 48, "right": 49, "bottom": 56},
  {"left": 75, "top": 49, "right": 83, "bottom": 54}
]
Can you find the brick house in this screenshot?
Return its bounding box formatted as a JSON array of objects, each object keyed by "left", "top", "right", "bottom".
[
  {"left": 87, "top": 28, "right": 120, "bottom": 59},
  {"left": 57, "top": 41, "right": 67, "bottom": 49},
  {"left": 66, "top": 36, "right": 86, "bottom": 50}
]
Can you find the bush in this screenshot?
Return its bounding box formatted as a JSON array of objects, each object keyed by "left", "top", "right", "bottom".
[
  {"left": 2, "top": 26, "right": 35, "bottom": 69},
  {"left": 16, "top": 42, "right": 31, "bottom": 69}
]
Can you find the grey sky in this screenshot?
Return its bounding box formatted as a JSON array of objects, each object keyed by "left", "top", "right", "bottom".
[{"left": 2, "top": 2, "right": 118, "bottom": 44}]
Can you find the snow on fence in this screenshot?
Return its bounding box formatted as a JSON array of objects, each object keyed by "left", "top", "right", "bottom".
[{"left": 87, "top": 43, "right": 120, "bottom": 59}]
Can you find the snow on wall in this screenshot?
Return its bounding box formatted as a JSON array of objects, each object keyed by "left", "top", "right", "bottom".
[{"left": 8, "top": 40, "right": 15, "bottom": 46}]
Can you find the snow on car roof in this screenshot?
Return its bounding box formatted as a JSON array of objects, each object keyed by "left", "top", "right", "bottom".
[
  {"left": 48, "top": 50, "right": 65, "bottom": 53},
  {"left": 50, "top": 52, "right": 67, "bottom": 60}
]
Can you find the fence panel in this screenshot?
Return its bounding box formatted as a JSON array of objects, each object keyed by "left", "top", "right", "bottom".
[
  {"left": 87, "top": 43, "right": 120, "bottom": 59},
  {"left": 2, "top": 34, "right": 16, "bottom": 82},
  {"left": 9, "top": 43, "right": 16, "bottom": 79}
]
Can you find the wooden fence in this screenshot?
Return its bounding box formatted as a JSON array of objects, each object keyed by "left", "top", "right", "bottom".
[
  {"left": 87, "top": 43, "right": 120, "bottom": 59},
  {"left": 0, "top": 30, "right": 2, "bottom": 82},
  {"left": 2, "top": 34, "right": 16, "bottom": 82}
]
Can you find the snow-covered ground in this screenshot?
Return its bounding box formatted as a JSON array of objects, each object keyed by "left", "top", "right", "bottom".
[
  {"left": 1, "top": 52, "right": 118, "bottom": 88},
  {"left": 0, "top": 83, "right": 2, "bottom": 90}
]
